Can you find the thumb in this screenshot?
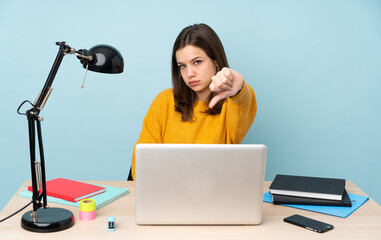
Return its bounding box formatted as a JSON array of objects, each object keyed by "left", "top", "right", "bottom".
[{"left": 209, "top": 93, "right": 226, "bottom": 108}]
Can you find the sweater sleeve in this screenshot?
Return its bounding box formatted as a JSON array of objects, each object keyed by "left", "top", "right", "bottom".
[
  {"left": 225, "top": 82, "right": 257, "bottom": 143},
  {"left": 131, "top": 90, "right": 170, "bottom": 180}
]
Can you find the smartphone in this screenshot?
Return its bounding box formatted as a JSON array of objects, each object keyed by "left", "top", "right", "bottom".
[{"left": 283, "top": 214, "right": 334, "bottom": 233}]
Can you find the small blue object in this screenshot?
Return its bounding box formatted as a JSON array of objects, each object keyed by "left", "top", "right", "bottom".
[{"left": 107, "top": 216, "right": 116, "bottom": 231}]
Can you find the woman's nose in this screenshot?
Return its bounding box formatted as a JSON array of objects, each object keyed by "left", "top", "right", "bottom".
[{"left": 187, "top": 66, "right": 196, "bottom": 78}]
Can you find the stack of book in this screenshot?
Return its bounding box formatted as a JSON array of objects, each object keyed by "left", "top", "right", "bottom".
[
  {"left": 269, "top": 174, "right": 352, "bottom": 207},
  {"left": 23, "top": 178, "right": 129, "bottom": 209}
]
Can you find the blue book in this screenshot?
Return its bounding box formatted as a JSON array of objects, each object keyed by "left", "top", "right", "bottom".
[
  {"left": 263, "top": 191, "right": 369, "bottom": 218},
  {"left": 19, "top": 183, "right": 129, "bottom": 210}
]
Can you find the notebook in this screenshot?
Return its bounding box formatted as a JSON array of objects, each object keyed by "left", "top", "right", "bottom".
[
  {"left": 135, "top": 144, "right": 267, "bottom": 225},
  {"left": 269, "top": 174, "right": 346, "bottom": 201},
  {"left": 272, "top": 189, "right": 352, "bottom": 207},
  {"left": 27, "top": 178, "right": 105, "bottom": 202}
]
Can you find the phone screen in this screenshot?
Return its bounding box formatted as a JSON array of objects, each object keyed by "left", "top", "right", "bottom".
[{"left": 284, "top": 214, "right": 334, "bottom": 233}]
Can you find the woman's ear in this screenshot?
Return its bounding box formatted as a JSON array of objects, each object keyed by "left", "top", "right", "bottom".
[{"left": 214, "top": 61, "right": 219, "bottom": 73}]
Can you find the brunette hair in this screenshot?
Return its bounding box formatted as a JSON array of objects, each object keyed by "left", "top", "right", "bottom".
[{"left": 171, "top": 23, "right": 229, "bottom": 122}]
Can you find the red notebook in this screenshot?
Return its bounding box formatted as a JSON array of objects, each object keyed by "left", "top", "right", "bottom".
[{"left": 28, "top": 178, "right": 106, "bottom": 202}]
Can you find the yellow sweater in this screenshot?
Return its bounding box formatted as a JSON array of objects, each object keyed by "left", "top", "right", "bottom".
[{"left": 131, "top": 82, "right": 257, "bottom": 179}]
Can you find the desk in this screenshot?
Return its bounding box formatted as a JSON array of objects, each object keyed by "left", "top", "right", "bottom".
[{"left": 1, "top": 181, "right": 380, "bottom": 240}]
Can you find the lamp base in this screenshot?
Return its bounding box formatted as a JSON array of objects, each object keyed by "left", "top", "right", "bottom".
[{"left": 21, "top": 207, "right": 74, "bottom": 233}]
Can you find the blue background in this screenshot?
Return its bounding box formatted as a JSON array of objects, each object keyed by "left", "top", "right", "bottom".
[{"left": 1, "top": 0, "right": 380, "bottom": 211}]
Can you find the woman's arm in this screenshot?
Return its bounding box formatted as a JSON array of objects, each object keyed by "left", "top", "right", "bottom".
[{"left": 225, "top": 82, "right": 257, "bottom": 143}]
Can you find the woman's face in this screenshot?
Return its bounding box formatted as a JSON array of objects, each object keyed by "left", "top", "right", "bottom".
[{"left": 176, "top": 45, "right": 217, "bottom": 101}]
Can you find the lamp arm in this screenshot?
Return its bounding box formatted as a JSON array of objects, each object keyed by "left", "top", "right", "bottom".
[{"left": 32, "top": 42, "right": 70, "bottom": 113}]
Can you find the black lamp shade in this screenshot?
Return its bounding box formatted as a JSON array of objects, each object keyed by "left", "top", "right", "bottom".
[{"left": 86, "top": 45, "right": 124, "bottom": 74}]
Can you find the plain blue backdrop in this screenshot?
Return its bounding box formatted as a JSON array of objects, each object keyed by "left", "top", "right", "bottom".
[{"left": 1, "top": 0, "right": 380, "bottom": 211}]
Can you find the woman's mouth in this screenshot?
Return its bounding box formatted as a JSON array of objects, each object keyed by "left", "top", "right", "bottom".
[{"left": 189, "top": 81, "right": 200, "bottom": 87}]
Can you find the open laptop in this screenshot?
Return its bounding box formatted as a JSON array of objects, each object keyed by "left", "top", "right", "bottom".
[{"left": 135, "top": 144, "right": 266, "bottom": 225}]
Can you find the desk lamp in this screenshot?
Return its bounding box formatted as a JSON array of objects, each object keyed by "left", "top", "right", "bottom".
[{"left": 17, "top": 41, "right": 124, "bottom": 232}]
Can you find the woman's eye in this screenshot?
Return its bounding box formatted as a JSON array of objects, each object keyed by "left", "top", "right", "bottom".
[
  {"left": 178, "top": 65, "right": 186, "bottom": 69},
  {"left": 195, "top": 60, "right": 202, "bottom": 65}
]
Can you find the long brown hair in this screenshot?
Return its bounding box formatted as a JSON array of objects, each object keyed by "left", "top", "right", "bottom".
[{"left": 171, "top": 23, "right": 229, "bottom": 122}]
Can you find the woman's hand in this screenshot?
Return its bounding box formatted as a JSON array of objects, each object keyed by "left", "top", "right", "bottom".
[{"left": 209, "top": 67, "right": 244, "bottom": 108}]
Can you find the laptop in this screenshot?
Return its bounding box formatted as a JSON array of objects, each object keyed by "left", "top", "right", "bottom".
[{"left": 135, "top": 144, "right": 267, "bottom": 225}]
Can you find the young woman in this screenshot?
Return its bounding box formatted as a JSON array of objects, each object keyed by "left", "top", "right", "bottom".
[{"left": 129, "top": 23, "right": 257, "bottom": 180}]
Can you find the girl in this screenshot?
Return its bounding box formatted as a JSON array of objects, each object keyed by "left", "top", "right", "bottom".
[{"left": 129, "top": 23, "right": 257, "bottom": 180}]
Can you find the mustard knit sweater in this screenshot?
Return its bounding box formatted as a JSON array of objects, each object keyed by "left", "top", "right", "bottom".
[{"left": 131, "top": 82, "right": 257, "bottom": 180}]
